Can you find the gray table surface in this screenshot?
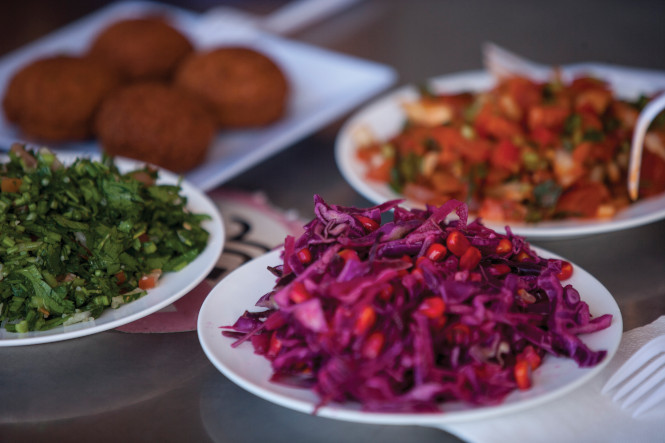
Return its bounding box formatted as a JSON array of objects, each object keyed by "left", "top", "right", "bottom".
[{"left": 2, "top": 1, "right": 665, "bottom": 441}]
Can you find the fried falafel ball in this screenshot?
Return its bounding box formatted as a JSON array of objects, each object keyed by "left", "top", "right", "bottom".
[
  {"left": 174, "top": 47, "right": 289, "bottom": 127},
  {"left": 94, "top": 83, "right": 216, "bottom": 172},
  {"left": 88, "top": 17, "right": 194, "bottom": 81},
  {"left": 2, "top": 55, "right": 121, "bottom": 141}
]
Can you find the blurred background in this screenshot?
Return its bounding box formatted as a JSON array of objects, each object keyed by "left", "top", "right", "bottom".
[{"left": 3, "top": 0, "right": 665, "bottom": 83}]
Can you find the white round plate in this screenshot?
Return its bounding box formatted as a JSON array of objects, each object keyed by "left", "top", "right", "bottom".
[
  {"left": 335, "top": 69, "right": 665, "bottom": 239},
  {"left": 0, "top": 153, "right": 225, "bottom": 346},
  {"left": 197, "top": 246, "right": 622, "bottom": 425}
]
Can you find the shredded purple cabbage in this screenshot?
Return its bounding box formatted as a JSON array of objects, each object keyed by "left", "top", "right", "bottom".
[{"left": 223, "top": 195, "right": 612, "bottom": 413}]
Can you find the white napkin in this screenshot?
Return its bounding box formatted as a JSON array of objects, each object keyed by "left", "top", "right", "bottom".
[{"left": 437, "top": 316, "right": 665, "bottom": 443}]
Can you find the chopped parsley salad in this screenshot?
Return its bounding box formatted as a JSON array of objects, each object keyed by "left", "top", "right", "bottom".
[
  {"left": 356, "top": 74, "right": 665, "bottom": 223},
  {"left": 0, "top": 144, "right": 210, "bottom": 333}
]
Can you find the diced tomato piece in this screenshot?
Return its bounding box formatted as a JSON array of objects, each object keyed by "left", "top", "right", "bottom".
[
  {"left": 476, "top": 111, "right": 523, "bottom": 139},
  {"left": 555, "top": 182, "right": 610, "bottom": 218},
  {"left": 366, "top": 157, "right": 394, "bottom": 182},
  {"left": 572, "top": 142, "right": 593, "bottom": 164},
  {"left": 491, "top": 139, "right": 521, "bottom": 172},
  {"left": 461, "top": 138, "right": 493, "bottom": 163},
  {"left": 356, "top": 144, "right": 381, "bottom": 161},
  {"left": 527, "top": 105, "right": 569, "bottom": 131},
  {"left": 138, "top": 269, "right": 162, "bottom": 290},
  {"left": 530, "top": 127, "right": 558, "bottom": 146},
  {"left": 1, "top": 177, "right": 22, "bottom": 193},
  {"left": 575, "top": 88, "right": 612, "bottom": 115},
  {"left": 639, "top": 148, "right": 665, "bottom": 198},
  {"left": 115, "top": 270, "right": 126, "bottom": 284}
]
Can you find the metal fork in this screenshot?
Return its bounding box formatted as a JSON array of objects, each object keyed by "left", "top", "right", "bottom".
[{"left": 601, "top": 335, "right": 665, "bottom": 417}]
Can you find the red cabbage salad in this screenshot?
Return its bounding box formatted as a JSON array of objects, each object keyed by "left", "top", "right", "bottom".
[{"left": 223, "top": 195, "right": 612, "bottom": 413}]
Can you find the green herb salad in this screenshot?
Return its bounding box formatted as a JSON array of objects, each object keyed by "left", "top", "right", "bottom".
[{"left": 0, "top": 145, "right": 210, "bottom": 333}]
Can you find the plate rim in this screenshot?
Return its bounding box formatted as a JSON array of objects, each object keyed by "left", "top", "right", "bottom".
[
  {"left": 334, "top": 68, "right": 665, "bottom": 240},
  {"left": 0, "top": 153, "right": 225, "bottom": 346},
  {"left": 197, "top": 245, "right": 622, "bottom": 425}
]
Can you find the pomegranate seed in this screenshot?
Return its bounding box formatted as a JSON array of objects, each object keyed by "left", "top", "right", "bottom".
[
  {"left": 514, "top": 360, "right": 532, "bottom": 390},
  {"left": 425, "top": 243, "right": 447, "bottom": 261},
  {"left": 418, "top": 297, "right": 446, "bottom": 318},
  {"left": 432, "top": 315, "right": 448, "bottom": 329},
  {"left": 459, "top": 246, "right": 482, "bottom": 270},
  {"left": 556, "top": 260, "right": 573, "bottom": 280},
  {"left": 267, "top": 333, "right": 282, "bottom": 358},
  {"left": 518, "top": 289, "right": 537, "bottom": 304},
  {"left": 489, "top": 263, "right": 511, "bottom": 276},
  {"left": 446, "top": 230, "right": 470, "bottom": 257},
  {"left": 289, "top": 282, "right": 310, "bottom": 303},
  {"left": 354, "top": 305, "right": 376, "bottom": 335},
  {"left": 378, "top": 284, "right": 393, "bottom": 301},
  {"left": 297, "top": 248, "right": 312, "bottom": 264},
  {"left": 415, "top": 256, "right": 428, "bottom": 267},
  {"left": 495, "top": 238, "right": 512, "bottom": 255},
  {"left": 518, "top": 345, "right": 542, "bottom": 370},
  {"left": 515, "top": 250, "right": 531, "bottom": 262},
  {"left": 355, "top": 215, "right": 379, "bottom": 232},
  {"left": 446, "top": 323, "right": 470, "bottom": 345},
  {"left": 338, "top": 249, "right": 359, "bottom": 262},
  {"left": 362, "top": 332, "right": 384, "bottom": 359},
  {"left": 411, "top": 268, "right": 425, "bottom": 281}
]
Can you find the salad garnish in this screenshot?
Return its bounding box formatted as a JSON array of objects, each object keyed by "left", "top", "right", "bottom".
[{"left": 224, "top": 195, "right": 612, "bottom": 412}]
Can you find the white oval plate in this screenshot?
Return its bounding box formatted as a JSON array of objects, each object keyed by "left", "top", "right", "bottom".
[
  {"left": 335, "top": 68, "right": 665, "bottom": 239},
  {"left": 0, "top": 153, "right": 225, "bottom": 346},
  {"left": 197, "top": 246, "right": 622, "bottom": 425}
]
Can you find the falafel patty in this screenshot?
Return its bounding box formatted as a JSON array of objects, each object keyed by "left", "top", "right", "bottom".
[
  {"left": 94, "top": 82, "right": 216, "bottom": 172},
  {"left": 88, "top": 17, "right": 194, "bottom": 81},
  {"left": 174, "top": 47, "right": 289, "bottom": 127},
  {"left": 2, "top": 55, "right": 121, "bottom": 141}
]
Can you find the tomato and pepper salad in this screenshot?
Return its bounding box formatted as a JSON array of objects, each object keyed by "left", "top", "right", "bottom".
[
  {"left": 356, "top": 74, "right": 665, "bottom": 223},
  {"left": 0, "top": 145, "right": 210, "bottom": 333},
  {"left": 223, "top": 196, "right": 612, "bottom": 412}
]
